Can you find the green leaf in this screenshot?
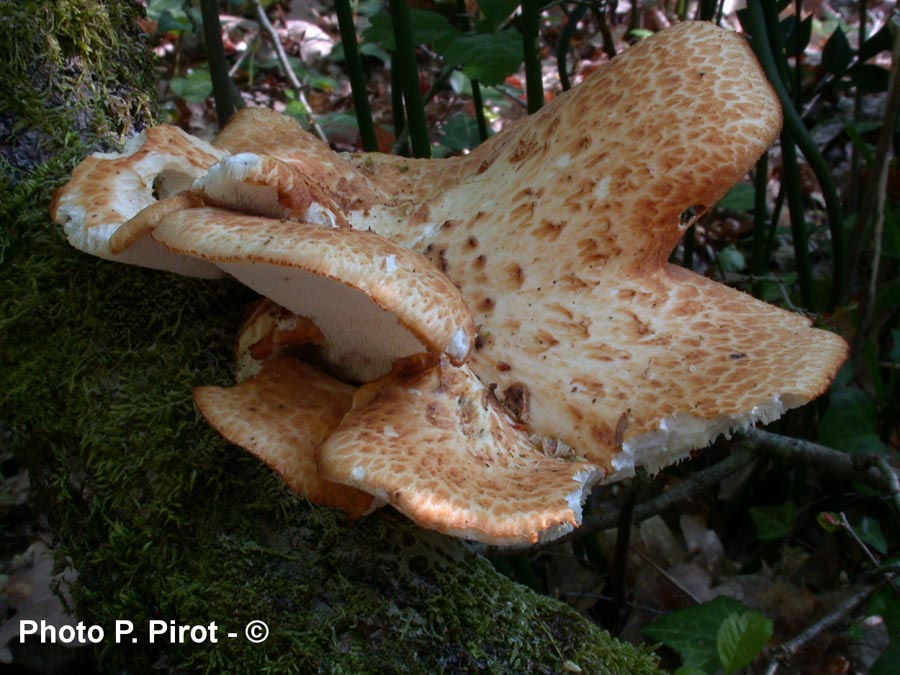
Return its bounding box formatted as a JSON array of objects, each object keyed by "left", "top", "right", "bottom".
[
  {"left": 870, "top": 640, "right": 900, "bottom": 675},
  {"left": 477, "top": 0, "right": 520, "bottom": 28},
  {"left": 363, "top": 9, "right": 460, "bottom": 51},
  {"left": 443, "top": 30, "right": 523, "bottom": 86},
  {"left": 716, "top": 183, "right": 756, "bottom": 212},
  {"left": 674, "top": 668, "right": 708, "bottom": 675},
  {"left": 848, "top": 64, "right": 890, "bottom": 93},
  {"left": 717, "top": 246, "right": 746, "bottom": 273},
  {"left": 169, "top": 69, "right": 212, "bottom": 103},
  {"left": 854, "top": 516, "right": 888, "bottom": 555},
  {"left": 822, "top": 25, "right": 853, "bottom": 75},
  {"left": 818, "top": 387, "right": 887, "bottom": 454},
  {"left": 891, "top": 329, "right": 900, "bottom": 363},
  {"left": 750, "top": 501, "right": 796, "bottom": 541},
  {"left": 782, "top": 15, "right": 812, "bottom": 57},
  {"left": 441, "top": 113, "right": 481, "bottom": 152},
  {"left": 716, "top": 611, "right": 774, "bottom": 674},
  {"left": 859, "top": 24, "right": 892, "bottom": 62},
  {"left": 644, "top": 596, "right": 746, "bottom": 672}
]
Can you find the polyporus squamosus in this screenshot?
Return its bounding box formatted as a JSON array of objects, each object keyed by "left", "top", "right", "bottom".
[{"left": 51, "top": 22, "right": 848, "bottom": 546}]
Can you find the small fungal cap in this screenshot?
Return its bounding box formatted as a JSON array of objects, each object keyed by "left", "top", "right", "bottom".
[
  {"left": 319, "top": 357, "right": 604, "bottom": 546},
  {"left": 50, "top": 125, "right": 224, "bottom": 277},
  {"left": 191, "top": 152, "right": 349, "bottom": 227},
  {"left": 151, "top": 207, "right": 476, "bottom": 381},
  {"left": 194, "top": 356, "right": 375, "bottom": 517}
]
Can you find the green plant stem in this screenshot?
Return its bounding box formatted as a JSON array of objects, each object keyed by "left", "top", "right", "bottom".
[
  {"left": 780, "top": 129, "right": 815, "bottom": 309},
  {"left": 334, "top": 0, "right": 379, "bottom": 151},
  {"left": 752, "top": 153, "right": 769, "bottom": 299},
  {"left": 471, "top": 80, "right": 489, "bottom": 142},
  {"left": 521, "top": 0, "right": 544, "bottom": 112},
  {"left": 454, "top": 0, "right": 488, "bottom": 142},
  {"left": 253, "top": 0, "right": 326, "bottom": 143},
  {"left": 682, "top": 224, "right": 696, "bottom": 270},
  {"left": 390, "top": 54, "right": 408, "bottom": 154},
  {"left": 745, "top": 0, "right": 847, "bottom": 309},
  {"left": 389, "top": 0, "right": 431, "bottom": 157},
  {"left": 851, "top": 14, "right": 900, "bottom": 361},
  {"left": 558, "top": 3, "right": 588, "bottom": 91},
  {"left": 199, "top": 0, "right": 235, "bottom": 127}
]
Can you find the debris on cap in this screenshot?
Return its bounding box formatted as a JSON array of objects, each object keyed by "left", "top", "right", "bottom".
[
  {"left": 50, "top": 125, "right": 225, "bottom": 277},
  {"left": 151, "top": 207, "right": 475, "bottom": 381},
  {"left": 194, "top": 356, "right": 374, "bottom": 516},
  {"left": 318, "top": 356, "right": 604, "bottom": 546}
]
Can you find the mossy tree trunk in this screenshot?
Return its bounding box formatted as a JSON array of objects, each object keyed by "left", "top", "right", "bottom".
[{"left": 0, "top": 2, "right": 661, "bottom": 672}]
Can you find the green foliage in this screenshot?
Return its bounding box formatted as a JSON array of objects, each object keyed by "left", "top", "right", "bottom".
[
  {"left": 716, "top": 611, "right": 774, "bottom": 674},
  {"left": 818, "top": 387, "right": 888, "bottom": 454},
  {"left": 443, "top": 30, "right": 524, "bottom": 86},
  {"left": 169, "top": 67, "right": 214, "bottom": 103},
  {"left": 645, "top": 598, "right": 773, "bottom": 674},
  {"left": 364, "top": 7, "right": 460, "bottom": 51},
  {"left": 750, "top": 500, "right": 797, "bottom": 541}
]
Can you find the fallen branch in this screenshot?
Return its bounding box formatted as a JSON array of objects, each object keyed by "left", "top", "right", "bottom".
[
  {"left": 554, "top": 446, "right": 756, "bottom": 545},
  {"left": 762, "top": 582, "right": 881, "bottom": 675},
  {"left": 544, "top": 427, "right": 897, "bottom": 550},
  {"left": 744, "top": 427, "right": 897, "bottom": 492}
]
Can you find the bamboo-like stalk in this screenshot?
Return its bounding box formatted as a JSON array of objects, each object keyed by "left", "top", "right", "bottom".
[
  {"left": 521, "top": 0, "right": 544, "bottom": 113},
  {"left": 780, "top": 129, "right": 815, "bottom": 309},
  {"left": 334, "top": 0, "right": 379, "bottom": 151},
  {"left": 745, "top": 0, "right": 847, "bottom": 309},
  {"left": 389, "top": 0, "right": 431, "bottom": 158},
  {"left": 752, "top": 153, "right": 770, "bottom": 299},
  {"left": 455, "top": 0, "right": 488, "bottom": 143},
  {"left": 557, "top": 3, "right": 588, "bottom": 91},
  {"left": 390, "top": 53, "right": 408, "bottom": 155},
  {"left": 199, "top": 0, "right": 235, "bottom": 127}
]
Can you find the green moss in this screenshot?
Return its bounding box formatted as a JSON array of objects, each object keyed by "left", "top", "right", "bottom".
[
  {"left": 0, "top": 0, "right": 154, "bottom": 181},
  {"left": 2, "top": 197, "right": 662, "bottom": 673},
  {"left": 1, "top": 3, "right": 662, "bottom": 673}
]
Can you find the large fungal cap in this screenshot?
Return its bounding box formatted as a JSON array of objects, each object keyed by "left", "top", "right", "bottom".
[
  {"left": 373, "top": 21, "right": 847, "bottom": 475},
  {"left": 151, "top": 207, "right": 475, "bottom": 381},
  {"left": 194, "top": 356, "right": 374, "bottom": 517},
  {"left": 50, "top": 125, "right": 225, "bottom": 277},
  {"left": 318, "top": 356, "right": 603, "bottom": 546}
]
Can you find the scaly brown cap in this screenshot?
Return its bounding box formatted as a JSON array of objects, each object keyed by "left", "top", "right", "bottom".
[
  {"left": 318, "top": 357, "right": 603, "bottom": 546},
  {"left": 194, "top": 356, "right": 374, "bottom": 516}
]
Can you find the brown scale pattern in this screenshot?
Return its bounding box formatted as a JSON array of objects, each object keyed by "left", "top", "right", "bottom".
[
  {"left": 194, "top": 357, "right": 373, "bottom": 516},
  {"left": 318, "top": 359, "right": 601, "bottom": 546}
]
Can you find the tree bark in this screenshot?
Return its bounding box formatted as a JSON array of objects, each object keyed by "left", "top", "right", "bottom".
[{"left": 0, "top": 2, "right": 660, "bottom": 672}]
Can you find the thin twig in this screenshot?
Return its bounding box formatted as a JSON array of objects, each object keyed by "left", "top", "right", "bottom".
[
  {"left": 875, "top": 455, "right": 900, "bottom": 515},
  {"left": 551, "top": 447, "right": 756, "bottom": 546},
  {"left": 632, "top": 546, "right": 704, "bottom": 604},
  {"left": 763, "top": 583, "right": 879, "bottom": 675},
  {"left": 744, "top": 428, "right": 897, "bottom": 492},
  {"left": 855, "top": 13, "right": 900, "bottom": 361},
  {"left": 840, "top": 511, "right": 881, "bottom": 567},
  {"left": 251, "top": 0, "right": 328, "bottom": 143}
]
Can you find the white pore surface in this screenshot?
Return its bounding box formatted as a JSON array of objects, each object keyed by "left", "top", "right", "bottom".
[
  {"left": 193, "top": 154, "right": 286, "bottom": 219},
  {"left": 216, "top": 261, "right": 425, "bottom": 382},
  {"left": 610, "top": 393, "right": 807, "bottom": 479},
  {"left": 117, "top": 233, "right": 223, "bottom": 278}
]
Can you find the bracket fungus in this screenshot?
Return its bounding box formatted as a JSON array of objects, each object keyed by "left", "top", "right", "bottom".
[{"left": 52, "top": 22, "right": 848, "bottom": 546}]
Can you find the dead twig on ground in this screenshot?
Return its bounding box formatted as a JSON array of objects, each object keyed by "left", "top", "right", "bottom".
[{"left": 251, "top": 0, "right": 328, "bottom": 143}]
